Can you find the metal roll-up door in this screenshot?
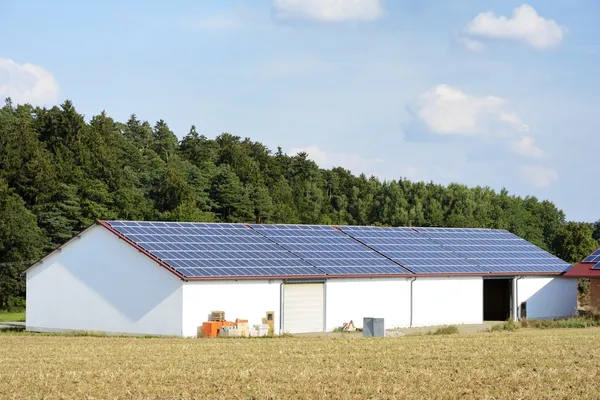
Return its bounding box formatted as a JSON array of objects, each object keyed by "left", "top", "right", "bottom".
[{"left": 282, "top": 283, "right": 325, "bottom": 333}]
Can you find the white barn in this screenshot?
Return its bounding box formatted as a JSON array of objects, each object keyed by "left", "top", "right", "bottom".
[{"left": 24, "top": 221, "right": 578, "bottom": 337}]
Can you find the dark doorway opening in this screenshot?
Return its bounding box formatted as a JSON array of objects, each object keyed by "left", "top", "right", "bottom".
[{"left": 483, "top": 278, "right": 512, "bottom": 321}]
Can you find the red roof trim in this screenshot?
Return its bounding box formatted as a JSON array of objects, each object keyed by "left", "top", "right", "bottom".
[
  {"left": 98, "top": 220, "right": 570, "bottom": 280},
  {"left": 181, "top": 271, "right": 564, "bottom": 281}
]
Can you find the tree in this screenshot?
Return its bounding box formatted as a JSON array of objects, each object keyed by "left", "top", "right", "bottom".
[
  {"left": 0, "top": 180, "right": 47, "bottom": 309},
  {"left": 210, "top": 164, "right": 252, "bottom": 222},
  {"left": 553, "top": 222, "right": 598, "bottom": 264},
  {"left": 0, "top": 96, "right": 597, "bottom": 308}
]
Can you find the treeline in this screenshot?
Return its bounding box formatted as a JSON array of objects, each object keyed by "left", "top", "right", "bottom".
[{"left": 0, "top": 98, "right": 598, "bottom": 309}]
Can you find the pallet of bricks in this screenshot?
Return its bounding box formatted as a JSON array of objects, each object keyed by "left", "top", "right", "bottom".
[{"left": 199, "top": 311, "right": 232, "bottom": 338}]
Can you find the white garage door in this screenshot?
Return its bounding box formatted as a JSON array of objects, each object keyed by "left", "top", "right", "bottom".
[{"left": 283, "top": 283, "right": 324, "bottom": 333}]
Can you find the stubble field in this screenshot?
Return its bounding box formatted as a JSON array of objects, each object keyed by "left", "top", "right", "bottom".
[{"left": 1, "top": 328, "right": 600, "bottom": 399}]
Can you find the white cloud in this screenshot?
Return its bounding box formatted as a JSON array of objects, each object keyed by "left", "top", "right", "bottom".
[
  {"left": 521, "top": 165, "right": 558, "bottom": 187},
  {"left": 0, "top": 58, "right": 59, "bottom": 105},
  {"left": 409, "top": 84, "right": 551, "bottom": 160},
  {"left": 414, "top": 84, "right": 528, "bottom": 137},
  {"left": 464, "top": 4, "right": 566, "bottom": 49},
  {"left": 272, "top": 0, "right": 382, "bottom": 22},
  {"left": 458, "top": 37, "right": 486, "bottom": 52},
  {"left": 288, "top": 145, "right": 384, "bottom": 174},
  {"left": 511, "top": 136, "right": 545, "bottom": 158}
]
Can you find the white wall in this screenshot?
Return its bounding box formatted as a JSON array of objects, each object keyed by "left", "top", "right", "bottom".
[
  {"left": 325, "top": 278, "right": 411, "bottom": 331},
  {"left": 26, "top": 225, "right": 183, "bottom": 336},
  {"left": 412, "top": 277, "right": 483, "bottom": 327},
  {"left": 518, "top": 277, "right": 577, "bottom": 319},
  {"left": 182, "top": 280, "right": 282, "bottom": 337}
]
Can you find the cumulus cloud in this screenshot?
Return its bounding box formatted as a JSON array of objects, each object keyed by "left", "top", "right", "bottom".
[
  {"left": 272, "top": 0, "right": 382, "bottom": 22},
  {"left": 409, "top": 84, "right": 550, "bottom": 160},
  {"left": 0, "top": 58, "right": 59, "bottom": 105},
  {"left": 521, "top": 165, "right": 558, "bottom": 187},
  {"left": 511, "top": 136, "right": 546, "bottom": 158},
  {"left": 458, "top": 37, "right": 486, "bottom": 52},
  {"left": 413, "top": 84, "right": 528, "bottom": 137},
  {"left": 463, "top": 4, "right": 566, "bottom": 49},
  {"left": 288, "top": 145, "right": 384, "bottom": 174}
]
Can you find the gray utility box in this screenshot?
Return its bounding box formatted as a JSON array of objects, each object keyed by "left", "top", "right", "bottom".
[{"left": 363, "top": 317, "right": 384, "bottom": 337}]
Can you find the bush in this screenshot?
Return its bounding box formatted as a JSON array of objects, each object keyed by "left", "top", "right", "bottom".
[
  {"left": 519, "top": 313, "right": 600, "bottom": 330},
  {"left": 431, "top": 325, "right": 459, "bottom": 335},
  {"left": 4, "top": 297, "right": 25, "bottom": 312},
  {"left": 488, "top": 319, "right": 520, "bottom": 332}
]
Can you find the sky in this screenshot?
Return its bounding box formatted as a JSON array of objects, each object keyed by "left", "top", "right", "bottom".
[{"left": 1, "top": 0, "right": 599, "bottom": 222}]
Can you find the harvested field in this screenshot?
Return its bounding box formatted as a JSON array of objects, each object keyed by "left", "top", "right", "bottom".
[{"left": 1, "top": 328, "right": 600, "bottom": 399}]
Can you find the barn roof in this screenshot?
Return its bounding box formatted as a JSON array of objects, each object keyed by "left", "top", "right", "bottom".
[
  {"left": 564, "top": 247, "right": 600, "bottom": 278},
  {"left": 93, "top": 220, "right": 571, "bottom": 280}
]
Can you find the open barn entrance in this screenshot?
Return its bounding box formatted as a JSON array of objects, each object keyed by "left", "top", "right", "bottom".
[{"left": 483, "top": 278, "right": 512, "bottom": 321}]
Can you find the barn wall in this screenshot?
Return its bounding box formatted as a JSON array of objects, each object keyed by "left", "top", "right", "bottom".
[
  {"left": 590, "top": 279, "right": 600, "bottom": 311},
  {"left": 518, "top": 277, "right": 577, "bottom": 319},
  {"left": 26, "top": 225, "right": 183, "bottom": 336},
  {"left": 412, "top": 277, "right": 483, "bottom": 327},
  {"left": 325, "top": 278, "right": 411, "bottom": 331},
  {"left": 181, "top": 280, "right": 282, "bottom": 337}
]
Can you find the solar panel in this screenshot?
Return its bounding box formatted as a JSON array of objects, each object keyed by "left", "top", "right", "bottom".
[
  {"left": 104, "top": 221, "right": 571, "bottom": 278},
  {"left": 105, "top": 221, "right": 323, "bottom": 278},
  {"left": 249, "top": 224, "right": 411, "bottom": 275},
  {"left": 583, "top": 248, "right": 600, "bottom": 263},
  {"left": 336, "top": 226, "right": 481, "bottom": 274},
  {"left": 415, "top": 227, "right": 571, "bottom": 274},
  {"left": 337, "top": 226, "right": 571, "bottom": 274}
]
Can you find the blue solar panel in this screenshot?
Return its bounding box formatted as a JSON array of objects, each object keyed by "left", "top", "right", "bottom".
[
  {"left": 250, "top": 224, "right": 411, "bottom": 275},
  {"left": 336, "top": 226, "right": 481, "bottom": 274},
  {"left": 104, "top": 221, "right": 571, "bottom": 278},
  {"left": 105, "top": 221, "right": 323, "bottom": 278},
  {"left": 337, "top": 226, "right": 571, "bottom": 274},
  {"left": 583, "top": 248, "right": 600, "bottom": 263},
  {"left": 592, "top": 262, "right": 600, "bottom": 270},
  {"left": 415, "top": 227, "right": 571, "bottom": 274}
]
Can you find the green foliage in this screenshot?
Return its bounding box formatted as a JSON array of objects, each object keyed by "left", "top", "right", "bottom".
[
  {"left": 430, "top": 325, "right": 459, "bottom": 335},
  {"left": 0, "top": 310, "right": 25, "bottom": 322},
  {"left": 520, "top": 316, "right": 600, "bottom": 329},
  {"left": 0, "top": 179, "right": 47, "bottom": 309},
  {"left": 552, "top": 222, "right": 598, "bottom": 264},
  {"left": 489, "top": 319, "right": 520, "bottom": 332},
  {"left": 0, "top": 97, "right": 598, "bottom": 308},
  {"left": 488, "top": 313, "right": 600, "bottom": 331}
]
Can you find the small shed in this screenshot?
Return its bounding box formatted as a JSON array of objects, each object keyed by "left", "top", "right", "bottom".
[{"left": 564, "top": 248, "right": 600, "bottom": 310}]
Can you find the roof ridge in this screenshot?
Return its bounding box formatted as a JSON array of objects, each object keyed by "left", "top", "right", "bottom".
[
  {"left": 243, "top": 224, "right": 327, "bottom": 276},
  {"left": 332, "top": 226, "right": 415, "bottom": 275}
]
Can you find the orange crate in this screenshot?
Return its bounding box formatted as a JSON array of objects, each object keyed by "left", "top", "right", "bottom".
[
  {"left": 201, "top": 321, "right": 234, "bottom": 337},
  {"left": 202, "top": 321, "right": 221, "bottom": 338}
]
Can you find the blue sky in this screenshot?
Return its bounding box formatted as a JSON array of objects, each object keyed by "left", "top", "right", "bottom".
[{"left": 1, "top": 0, "right": 599, "bottom": 222}]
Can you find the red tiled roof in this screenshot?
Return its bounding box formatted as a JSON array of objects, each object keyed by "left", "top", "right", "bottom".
[{"left": 563, "top": 262, "right": 600, "bottom": 278}]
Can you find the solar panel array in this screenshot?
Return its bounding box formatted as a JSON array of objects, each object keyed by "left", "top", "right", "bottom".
[
  {"left": 249, "top": 224, "right": 410, "bottom": 275},
  {"left": 337, "top": 226, "right": 482, "bottom": 274},
  {"left": 103, "top": 221, "right": 572, "bottom": 278},
  {"left": 415, "top": 228, "right": 571, "bottom": 274},
  {"left": 105, "top": 221, "right": 321, "bottom": 277},
  {"left": 583, "top": 248, "right": 600, "bottom": 263}
]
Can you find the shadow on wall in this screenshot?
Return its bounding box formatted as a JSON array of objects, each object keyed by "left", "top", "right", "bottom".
[
  {"left": 35, "top": 227, "right": 182, "bottom": 324},
  {"left": 64, "top": 260, "right": 180, "bottom": 323},
  {"left": 520, "top": 278, "right": 577, "bottom": 319}
]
